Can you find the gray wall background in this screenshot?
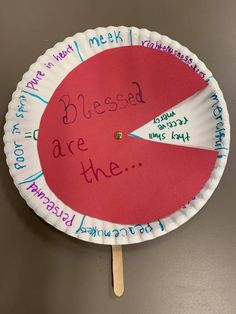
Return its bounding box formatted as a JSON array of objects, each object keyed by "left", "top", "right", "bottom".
[{"left": 0, "top": 1, "right": 235, "bottom": 313}]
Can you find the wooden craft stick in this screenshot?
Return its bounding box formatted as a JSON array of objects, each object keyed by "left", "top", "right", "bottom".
[{"left": 112, "top": 245, "right": 124, "bottom": 297}]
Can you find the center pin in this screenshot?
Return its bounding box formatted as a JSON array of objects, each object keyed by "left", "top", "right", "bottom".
[{"left": 114, "top": 131, "right": 123, "bottom": 140}]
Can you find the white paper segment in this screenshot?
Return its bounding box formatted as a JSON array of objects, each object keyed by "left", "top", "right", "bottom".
[{"left": 130, "top": 85, "right": 216, "bottom": 150}]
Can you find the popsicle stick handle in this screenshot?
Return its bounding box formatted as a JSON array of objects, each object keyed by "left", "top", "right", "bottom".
[{"left": 112, "top": 245, "right": 124, "bottom": 297}]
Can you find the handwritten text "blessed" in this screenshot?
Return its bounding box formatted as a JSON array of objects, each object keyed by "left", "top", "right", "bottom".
[{"left": 59, "top": 81, "right": 145, "bottom": 125}]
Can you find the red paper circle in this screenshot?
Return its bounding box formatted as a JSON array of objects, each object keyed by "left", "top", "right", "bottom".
[{"left": 38, "top": 46, "right": 217, "bottom": 224}]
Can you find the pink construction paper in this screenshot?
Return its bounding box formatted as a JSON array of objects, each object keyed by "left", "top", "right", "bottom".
[{"left": 38, "top": 46, "right": 217, "bottom": 224}]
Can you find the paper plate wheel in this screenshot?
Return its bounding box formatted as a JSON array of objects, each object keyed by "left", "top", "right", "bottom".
[{"left": 4, "top": 26, "right": 230, "bottom": 245}]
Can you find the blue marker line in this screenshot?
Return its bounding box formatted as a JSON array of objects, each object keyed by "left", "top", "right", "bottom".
[
  {"left": 19, "top": 170, "right": 43, "bottom": 185},
  {"left": 75, "top": 215, "right": 86, "bottom": 234},
  {"left": 73, "top": 40, "right": 84, "bottom": 62},
  {"left": 215, "top": 147, "right": 229, "bottom": 150},
  {"left": 21, "top": 170, "right": 43, "bottom": 181},
  {"left": 206, "top": 75, "right": 213, "bottom": 82},
  {"left": 22, "top": 90, "right": 48, "bottom": 104},
  {"left": 129, "top": 29, "right": 133, "bottom": 46},
  {"left": 158, "top": 220, "right": 164, "bottom": 231},
  {"left": 128, "top": 133, "right": 143, "bottom": 139}
]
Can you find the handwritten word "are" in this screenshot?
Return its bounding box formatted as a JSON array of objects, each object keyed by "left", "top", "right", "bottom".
[{"left": 52, "top": 137, "right": 88, "bottom": 158}]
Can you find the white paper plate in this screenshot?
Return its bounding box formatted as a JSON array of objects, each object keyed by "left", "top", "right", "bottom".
[{"left": 4, "top": 26, "right": 230, "bottom": 245}]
